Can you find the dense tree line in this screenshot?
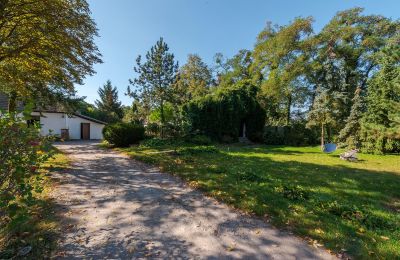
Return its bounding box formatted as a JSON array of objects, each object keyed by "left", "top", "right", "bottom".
[
  {"left": 126, "top": 8, "right": 399, "bottom": 153},
  {"left": 0, "top": 2, "right": 398, "bottom": 154}
]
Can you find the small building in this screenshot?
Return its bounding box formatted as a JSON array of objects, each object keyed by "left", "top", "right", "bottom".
[{"left": 0, "top": 93, "right": 106, "bottom": 140}]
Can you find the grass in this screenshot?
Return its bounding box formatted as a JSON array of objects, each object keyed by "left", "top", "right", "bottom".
[
  {"left": 117, "top": 143, "right": 400, "bottom": 259},
  {"left": 0, "top": 147, "right": 70, "bottom": 259}
]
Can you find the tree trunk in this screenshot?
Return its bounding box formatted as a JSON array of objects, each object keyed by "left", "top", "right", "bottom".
[
  {"left": 160, "top": 99, "right": 165, "bottom": 138},
  {"left": 321, "top": 123, "right": 325, "bottom": 150},
  {"left": 8, "top": 92, "right": 17, "bottom": 112},
  {"left": 286, "top": 94, "right": 292, "bottom": 125}
]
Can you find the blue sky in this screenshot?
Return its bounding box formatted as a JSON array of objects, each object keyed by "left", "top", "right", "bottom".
[{"left": 77, "top": 0, "right": 400, "bottom": 106}]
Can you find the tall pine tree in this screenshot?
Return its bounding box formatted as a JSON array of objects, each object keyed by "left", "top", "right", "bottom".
[
  {"left": 128, "top": 37, "right": 179, "bottom": 137},
  {"left": 360, "top": 42, "right": 400, "bottom": 154},
  {"left": 338, "top": 87, "right": 365, "bottom": 149},
  {"left": 95, "top": 80, "right": 123, "bottom": 123}
]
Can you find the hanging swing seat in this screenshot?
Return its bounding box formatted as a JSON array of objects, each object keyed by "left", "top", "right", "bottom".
[{"left": 323, "top": 143, "right": 337, "bottom": 153}]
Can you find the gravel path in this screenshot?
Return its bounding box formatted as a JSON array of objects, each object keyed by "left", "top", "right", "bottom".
[{"left": 52, "top": 141, "right": 335, "bottom": 259}]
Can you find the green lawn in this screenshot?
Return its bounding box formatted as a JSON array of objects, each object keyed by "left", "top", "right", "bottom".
[
  {"left": 118, "top": 143, "right": 400, "bottom": 259},
  {"left": 0, "top": 148, "right": 69, "bottom": 259}
]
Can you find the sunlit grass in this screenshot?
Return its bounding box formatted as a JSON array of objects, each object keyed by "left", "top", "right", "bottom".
[{"left": 119, "top": 143, "right": 400, "bottom": 259}]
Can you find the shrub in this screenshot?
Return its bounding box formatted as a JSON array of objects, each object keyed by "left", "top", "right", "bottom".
[
  {"left": 178, "top": 146, "right": 219, "bottom": 155},
  {"left": 0, "top": 113, "right": 53, "bottom": 221},
  {"left": 274, "top": 185, "right": 310, "bottom": 201},
  {"left": 187, "top": 134, "right": 213, "bottom": 145},
  {"left": 263, "top": 123, "right": 319, "bottom": 146},
  {"left": 183, "top": 80, "right": 266, "bottom": 143},
  {"left": 139, "top": 137, "right": 172, "bottom": 148},
  {"left": 103, "top": 122, "right": 145, "bottom": 147}
]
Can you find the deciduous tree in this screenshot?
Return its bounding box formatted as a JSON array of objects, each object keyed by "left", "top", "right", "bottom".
[{"left": 0, "top": 0, "right": 102, "bottom": 111}]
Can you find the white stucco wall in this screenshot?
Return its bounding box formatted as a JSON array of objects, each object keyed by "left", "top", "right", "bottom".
[{"left": 31, "top": 112, "right": 104, "bottom": 140}]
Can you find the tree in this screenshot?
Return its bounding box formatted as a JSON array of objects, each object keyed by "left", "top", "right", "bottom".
[
  {"left": 360, "top": 41, "right": 400, "bottom": 153},
  {"left": 215, "top": 50, "right": 254, "bottom": 87},
  {"left": 252, "top": 18, "right": 315, "bottom": 125},
  {"left": 0, "top": 0, "right": 102, "bottom": 111},
  {"left": 307, "top": 59, "right": 347, "bottom": 148},
  {"left": 128, "top": 37, "right": 178, "bottom": 137},
  {"left": 338, "top": 87, "right": 365, "bottom": 149},
  {"left": 311, "top": 8, "right": 399, "bottom": 132},
  {"left": 95, "top": 80, "right": 123, "bottom": 123},
  {"left": 172, "top": 54, "right": 212, "bottom": 105}
]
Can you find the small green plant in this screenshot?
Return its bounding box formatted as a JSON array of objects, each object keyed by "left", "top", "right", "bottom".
[
  {"left": 235, "top": 171, "right": 265, "bottom": 182},
  {"left": 275, "top": 185, "right": 310, "bottom": 201},
  {"left": 103, "top": 122, "right": 145, "bottom": 147},
  {"left": 178, "top": 146, "right": 219, "bottom": 155}
]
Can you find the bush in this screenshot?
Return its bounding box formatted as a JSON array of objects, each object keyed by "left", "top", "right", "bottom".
[
  {"left": 178, "top": 146, "right": 219, "bottom": 155},
  {"left": 0, "top": 113, "right": 53, "bottom": 221},
  {"left": 187, "top": 134, "right": 213, "bottom": 145},
  {"left": 139, "top": 137, "right": 172, "bottom": 147},
  {"left": 183, "top": 80, "right": 266, "bottom": 143},
  {"left": 103, "top": 122, "right": 145, "bottom": 147},
  {"left": 263, "top": 123, "right": 319, "bottom": 146}
]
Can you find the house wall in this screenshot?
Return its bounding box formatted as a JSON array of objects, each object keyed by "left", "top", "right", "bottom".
[
  {"left": 67, "top": 115, "right": 104, "bottom": 139},
  {"left": 31, "top": 112, "right": 104, "bottom": 140}
]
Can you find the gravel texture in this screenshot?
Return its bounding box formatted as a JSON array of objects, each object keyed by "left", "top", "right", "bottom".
[{"left": 52, "top": 141, "right": 335, "bottom": 259}]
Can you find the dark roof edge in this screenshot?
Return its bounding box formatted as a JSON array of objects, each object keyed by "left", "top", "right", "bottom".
[{"left": 33, "top": 110, "right": 107, "bottom": 125}]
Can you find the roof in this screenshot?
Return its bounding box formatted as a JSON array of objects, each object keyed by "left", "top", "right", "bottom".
[
  {"left": 33, "top": 110, "right": 107, "bottom": 125},
  {"left": 0, "top": 92, "right": 106, "bottom": 125},
  {"left": 73, "top": 113, "right": 107, "bottom": 125}
]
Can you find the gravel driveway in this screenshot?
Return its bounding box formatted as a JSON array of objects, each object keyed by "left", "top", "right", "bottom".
[{"left": 52, "top": 141, "right": 335, "bottom": 259}]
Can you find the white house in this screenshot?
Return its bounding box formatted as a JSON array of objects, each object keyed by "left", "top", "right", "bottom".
[
  {"left": 30, "top": 111, "right": 105, "bottom": 140},
  {"left": 0, "top": 93, "right": 106, "bottom": 140}
]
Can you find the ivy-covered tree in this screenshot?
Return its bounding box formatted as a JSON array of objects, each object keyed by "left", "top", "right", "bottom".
[
  {"left": 128, "top": 38, "right": 178, "bottom": 137},
  {"left": 338, "top": 87, "right": 365, "bottom": 149},
  {"left": 95, "top": 80, "right": 123, "bottom": 123},
  {"left": 0, "top": 0, "right": 102, "bottom": 111}
]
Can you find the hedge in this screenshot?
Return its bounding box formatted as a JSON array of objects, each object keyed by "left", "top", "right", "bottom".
[
  {"left": 183, "top": 80, "right": 265, "bottom": 142},
  {"left": 103, "top": 122, "right": 145, "bottom": 147}
]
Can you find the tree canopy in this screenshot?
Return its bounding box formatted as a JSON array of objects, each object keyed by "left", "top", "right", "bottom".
[{"left": 0, "top": 0, "right": 102, "bottom": 110}]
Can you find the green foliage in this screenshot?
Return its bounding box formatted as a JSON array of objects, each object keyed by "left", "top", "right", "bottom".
[
  {"left": 275, "top": 185, "right": 310, "bottom": 201},
  {"left": 95, "top": 80, "right": 123, "bottom": 123},
  {"left": 102, "top": 122, "right": 145, "bottom": 147},
  {"left": 361, "top": 42, "right": 400, "bottom": 154},
  {"left": 338, "top": 87, "right": 365, "bottom": 149},
  {"left": 139, "top": 137, "right": 173, "bottom": 148},
  {"left": 215, "top": 50, "right": 254, "bottom": 87},
  {"left": 184, "top": 80, "right": 265, "bottom": 142},
  {"left": 177, "top": 146, "right": 219, "bottom": 156},
  {"left": 0, "top": 0, "right": 102, "bottom": 110},
  {"left": 253, "top": 18, "right": 314, "bottom": 125},
  {"left": 187, "top": 134, "right": 213, "bottom": 145},
  {"left": 148, "top": 102, "right": 175, "bottom": 123},
  {"left": 264, "top": 123, "right": 318, "bottom": 146},
  {"left": 128, "top": 37, "right": 179, "bottom": 137},
  {"left": 0, "top": 113, "right": 53, "bottom": 222},
  {"left": 172, "top": 54, "right": 213, "bottom": 104}
]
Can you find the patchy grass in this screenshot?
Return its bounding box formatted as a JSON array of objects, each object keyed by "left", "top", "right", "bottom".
[
  {"left": 118, "top": 143, "right": 400, "bottom": 259},
  {"left": 0, "top": 148, "right": 69, "bottom": 259}
]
